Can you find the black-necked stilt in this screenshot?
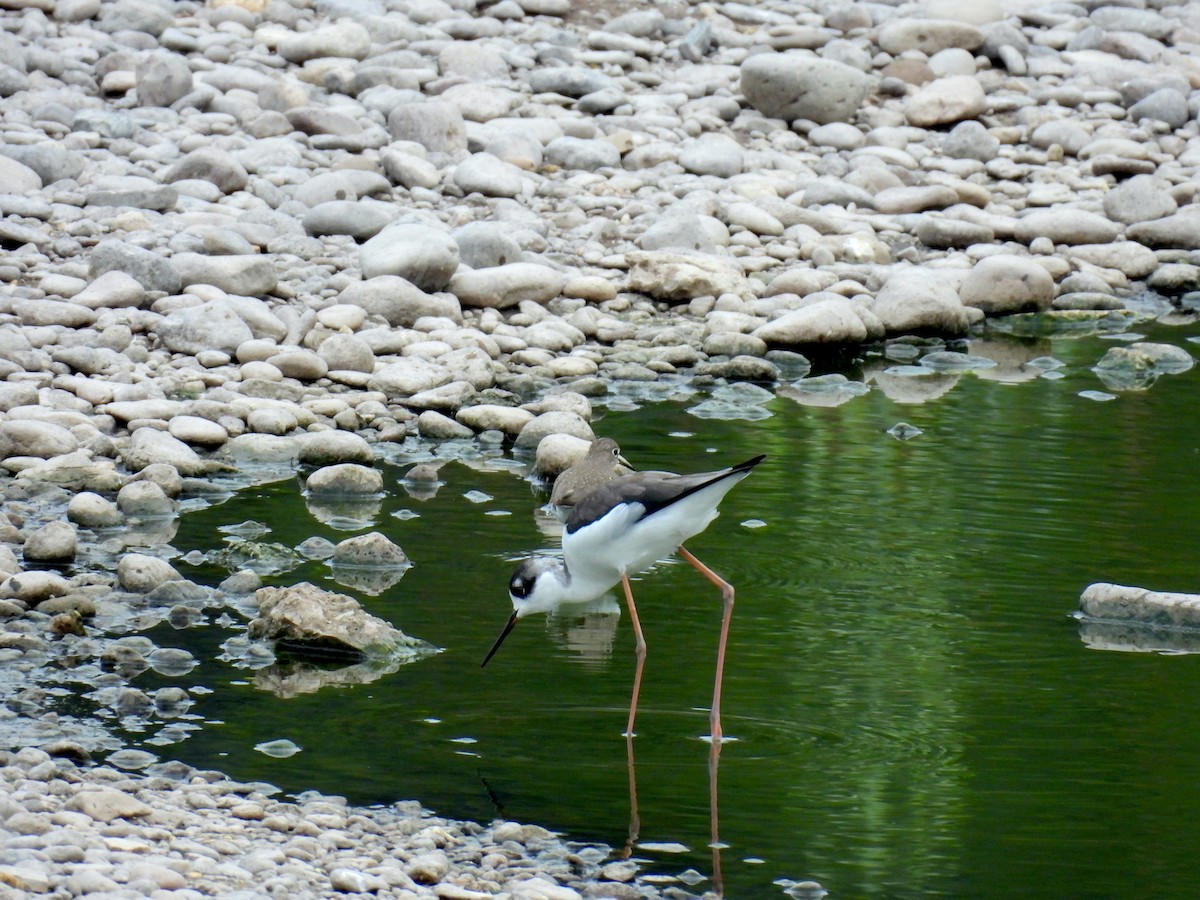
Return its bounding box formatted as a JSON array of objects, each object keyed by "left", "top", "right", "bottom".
[
  {"left": 483, "top": 454, "right": 766, "bottom": 741},
  {"left": 548, "top": 437, "right": 632, "bottom": 508}
]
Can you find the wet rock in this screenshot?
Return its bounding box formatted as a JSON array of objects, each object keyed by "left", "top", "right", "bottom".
[
  {"left": 1093, "top": 343, "right": 1193, "bottom": 391},
  {"left": 123, "top": 428, "right": 216, "bottom": 477},
  {"left": 1147, "top": 264, "right": 1200, "bottom": 295},
  {"left": 297, "top": 431, "right": 374, "bottom": 466},
  {"left": 116, "top": 482, "right": 175, "bottom": 518},
  {"left": 117, "top": 553, "right": 182, "bottom": 592},
  {"left": 416, "top": 410, "right": 473, "bottom": 440},
  {"left": 305, "top": 463, "right": 384, "bottom": 496},
  {"left": 1, "top": 570, "right": 70, "bottom": 605},
  {"left": 249, "top": 582, "right": 435, "bottom": 659},
  {"left": 22, "top": 522, "right": 77, "bottom": 564},
  {"left": 456, "top": 404, "right": 534, "bottom": 436},
  {"left": 1080, "top": 582, "right": 1200, "bottom": 630},
  {"left": 68, "top": 492, "right": 122, "bottom": 527},
  {"left": 331, "top": 532, "right": 409, "bottom": 568}
]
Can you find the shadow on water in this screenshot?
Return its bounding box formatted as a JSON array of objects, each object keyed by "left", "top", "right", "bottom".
[{"left": 129, "top": 322, "right": 1200, "bottom": 898}]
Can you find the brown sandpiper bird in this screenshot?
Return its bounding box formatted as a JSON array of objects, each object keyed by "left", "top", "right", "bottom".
[{"left": 548, "top": 437, "right": 632, "bottom": 508}]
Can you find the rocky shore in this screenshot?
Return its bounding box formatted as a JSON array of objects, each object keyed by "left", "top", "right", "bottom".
[{"left": 3, "top": 0, "right": 1200, "bottom": 894}]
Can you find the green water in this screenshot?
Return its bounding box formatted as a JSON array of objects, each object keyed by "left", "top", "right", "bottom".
[{"left": 144, "top": 323, "right": 1200, "bottom": 899}]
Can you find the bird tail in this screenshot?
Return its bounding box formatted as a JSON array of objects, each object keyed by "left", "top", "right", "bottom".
[{"left": 731, "top": 454, "right": 766, "bottom": 475}]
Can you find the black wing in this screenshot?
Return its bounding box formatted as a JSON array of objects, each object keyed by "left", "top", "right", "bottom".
[{"left": 565, "top": 455, "right": 765, "bottom": 535}]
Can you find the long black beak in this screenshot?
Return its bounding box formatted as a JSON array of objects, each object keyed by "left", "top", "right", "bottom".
[{"left": 481, "top": 611, "right": 519, "bottom": 667}]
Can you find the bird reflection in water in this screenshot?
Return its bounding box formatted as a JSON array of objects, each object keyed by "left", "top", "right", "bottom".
[{"left": 621, "top": 731, "right": 726, "bottom": 897}]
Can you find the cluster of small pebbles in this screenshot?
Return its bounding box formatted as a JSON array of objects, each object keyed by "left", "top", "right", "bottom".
[
  {"left": 0, "top": 747, "right": 657, "bottom": 899},
  {"left": 3, "top": 0, "right": 1200, "bottom": 893}
]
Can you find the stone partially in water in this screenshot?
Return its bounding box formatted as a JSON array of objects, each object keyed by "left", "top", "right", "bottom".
[
  {"left": 305, "top": 463, "right": 384, "bottom": 496},
  {"left": 1093, "top": 342, "right": 1193, "bottom": 391},
  {"left": 1079, "top": 582, "right": 1200, "bottom": 630},
  {"left": 296, "top": 536, "right": 336, "bottom": 559},
  {"left": 22, "top": 521, "right": 77, "bottom": 564},
  {"left": 107, "top": 748, "right": 158, "bottom": 770},
  {"left": 330, "top": 532, "right": 409, "bottom": 568},
  {"left": 147, "top": 647, "right": 197, "bottom": 676},
  {"left": 117, "top": 554, "right": 182, "bottom": 593},
  {"left": 887, "top": 422, "right": 923, "bottom": 440},
  {"left": 248, "top": 582, "right": 437, "bottom": 660}
]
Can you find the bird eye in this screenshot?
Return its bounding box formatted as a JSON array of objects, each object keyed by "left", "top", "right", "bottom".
[
  {"left": 510, "top": 574, "right": 532, "bottom": 598},
  {"left": 611, "top": 447, "right": 619, "bottom": 457}
]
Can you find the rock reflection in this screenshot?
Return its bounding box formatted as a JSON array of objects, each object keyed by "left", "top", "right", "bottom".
[
  {"left": 401, "top": 480, "right": 442, "bottom": 502},
  {"left": 328, "top": 564, "right": 409, "bottom": 596},
  {"left": 120, "top": 518, "right": 180, "bottom": 548},
  {"left": 304, "top": 495, "right": 383, "bottom": 529},
  {"left": 971, "top": 338, "right": 1054, "bottom": 384},
  {"left": 545, "top": 597, "right": 621, "bottom": 666},
  {"left": 253, "top": 656, "right": 404, "bottom": 698},
  {"left": 867, "top": 363, "right": 959, "bottom": 404},
  {"left": 778, "top": 374, "right": 870, "bottom": 408},
  {"left": 533, "top": 506, "right": 565, "bottom": 541},
  {"left": 1075, "top": 617, "right": 1200, "bottom": 654}
]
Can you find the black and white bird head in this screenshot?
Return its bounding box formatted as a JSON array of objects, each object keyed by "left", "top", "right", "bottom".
[{"left": 480, "top": 557, "right": 570, "bottom": 667}]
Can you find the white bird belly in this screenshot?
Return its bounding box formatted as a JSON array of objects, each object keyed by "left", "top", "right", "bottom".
[{"left": 563, "top": 476, "right": 739, "bottom": 591}]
